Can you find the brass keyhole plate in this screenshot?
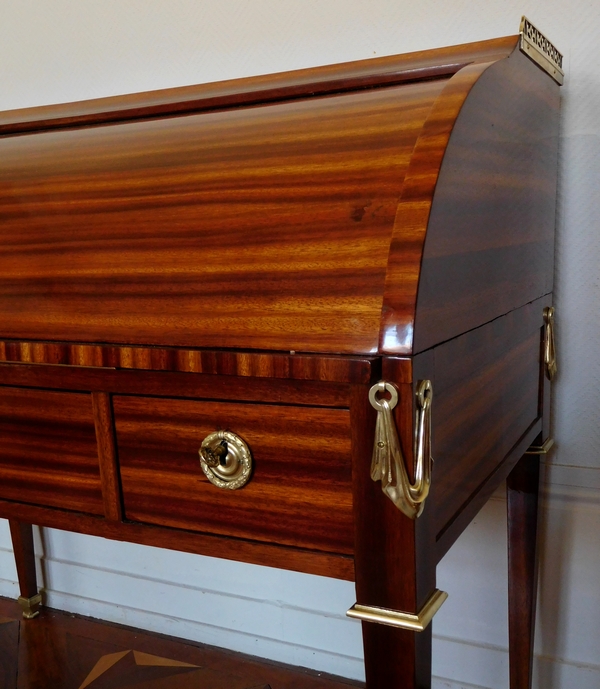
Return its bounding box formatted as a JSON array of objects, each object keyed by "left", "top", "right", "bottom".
[{"left": 199, "top": 430, "right": 253, "bottom": 490}]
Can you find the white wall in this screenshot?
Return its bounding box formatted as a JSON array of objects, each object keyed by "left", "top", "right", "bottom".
[{"left": 1, "top": 2, "right": 599, "bottom": 688}]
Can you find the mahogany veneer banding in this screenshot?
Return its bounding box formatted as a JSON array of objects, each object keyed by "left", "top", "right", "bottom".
[{"left": 0, "top": 341, "right": 376, "bottom": 383}]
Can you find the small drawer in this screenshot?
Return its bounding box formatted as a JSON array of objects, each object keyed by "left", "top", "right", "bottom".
[
  {"left": 114, "top": 395, "right": 354, "bottom": 554},
  {"left": 0, "top": 386, "right": 104, "bottom": 514}
]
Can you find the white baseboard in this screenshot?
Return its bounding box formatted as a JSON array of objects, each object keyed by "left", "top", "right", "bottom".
[
  {"left": 1, "top": 480, "right": 598, "bottom": 686},
  {"left": 432, "top": 678, "right": 491, "bottom": 689}
]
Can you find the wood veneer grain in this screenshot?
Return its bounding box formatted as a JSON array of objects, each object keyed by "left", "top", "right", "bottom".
[
  {"left": 381, "top": 47, "right": 560, "bottom": 355},
  {"left": 92, "top": 392, "right": 123, "bottom": 521},
  {"left": 351, "top": 363, "right": 435, "bottom": 688},
  {"left": 0, "top": 387, "right": 103, "bottom": 514},
  {"left": 417, "top": 297, "right": 549, "bottom": 547},
  {"left": 0, "top": 30, "right": 561, "bottom": 689},
  {"left": 115, "top": 396, "right": 354, "bottom": 554},
  {"left": 0, "top": 364, "right": 355, "bottom": 408},
  {"left": 380, "top": 61, "right": 496, "bottom": 353},
  {"left": 413, "top": 48, "right": 560, "bottom": 352},
  {"left": 0, "top": 36, "right": 517, "bottom": 134},
  {"left": 435, "top": 417, "right": 541, "bottom": 564},
  {"left": 0, "top": 341, "right": 374, "bottom": 383},
  {"left": 0, "top": 81, "right": 445, "bottom": 355},
  {"left": 507, "top": 452, "right": 542, "bottom": 689},
  {"left": 8, "top": 521, "right": 38, "bottom": 600},
  {"left": 0, "top": 499, "right": 354, "bottom": 580},
  {"left": 0, "top": 597, "right": 362, "bottom": 689}
]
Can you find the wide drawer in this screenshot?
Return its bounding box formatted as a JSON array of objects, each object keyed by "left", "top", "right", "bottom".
[
  {"left": 0, "top": 386, "right": 104, "bottom": 514},
  {"left": 114, "top": 395, "right": 354, "bottom": 554}
]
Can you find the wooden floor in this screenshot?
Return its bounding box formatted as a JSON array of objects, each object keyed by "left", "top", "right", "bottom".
[{"left": 0, "top": 597, "right": 362, "bottom": 689}]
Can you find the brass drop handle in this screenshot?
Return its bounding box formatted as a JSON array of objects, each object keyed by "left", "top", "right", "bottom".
[
  {"left": 369, "top": 380, "right": 433, "bottom": 519},
  {"left": 199, "top": 430, "right": 253, "bottom": 490},
  {"left": 543, "top": 306, "right": 557, "bottom": 381}
]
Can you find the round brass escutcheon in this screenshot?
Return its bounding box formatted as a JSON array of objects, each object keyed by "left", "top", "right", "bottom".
[{"left": 199, "top": 430, "right": 253, "bottom": 490}]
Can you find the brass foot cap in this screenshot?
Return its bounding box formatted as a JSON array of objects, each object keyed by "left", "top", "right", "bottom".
[
  {"left": 347, "top": 589, "right": 448, "bottom": 632},
  {"left": 525, "top": 438, "right": 555, "bottom": 455},
  {"left": 18, "top": 593, "right": 42, "bottom": 619}
]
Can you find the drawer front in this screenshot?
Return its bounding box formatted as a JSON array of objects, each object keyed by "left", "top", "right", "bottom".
[
  {"left": 0, "top": 387, "right": 104, "bottom": 514},
  {"left": 115, "top": 396, "right": 354, "bottom": 554}
]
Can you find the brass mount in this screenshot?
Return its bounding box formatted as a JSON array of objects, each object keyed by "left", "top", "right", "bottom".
[
  {"left": 199, "top": 430, "right": 253, "bottom": 490},
  {"left": 543, "top": 306, "right": 557, "bottom": 381},
  {"left": 369, "top": 380, "right": 433, "bottom": 519},
  {"left": 519, "top": 17, "right": 564, "bottom": 85},
  {"left": 347, "top": 589, "right": 448, "bottom": 632},
  {"left": 525, "top": 437, "right": 555, "bottom": 455},
  {"left": 18, "top": 593, "right": 42, "bottom": 620}
]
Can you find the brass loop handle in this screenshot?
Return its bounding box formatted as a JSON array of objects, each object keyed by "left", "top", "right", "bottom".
[
  {"left": 199, "top": 430, "right": 252, "bottom": 490},
  {"left": 368, "top": 381, "right": 399, "bottom": 411},
  {"left": 543, "top": 306, "right": 557, "bottom": 381},
  {"left": 411, "top": 380, "right": 433, "bottom": 507},
  {"left": 369, "top": 379, "right": 434, "bottom": 519}
]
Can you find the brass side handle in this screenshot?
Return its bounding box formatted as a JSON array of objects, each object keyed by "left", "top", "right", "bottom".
[
  {"left": 369, "top": 380, "right": 433, "bottom": 519},
  {"left": 543, "top": 306, "right": 557, "bottom": 381},
  {"left": 199, "top": 430, "right": 253, "bottom": 490}
]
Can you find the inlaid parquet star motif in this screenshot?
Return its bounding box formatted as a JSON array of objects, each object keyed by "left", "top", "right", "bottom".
[
  {"left": 0, "top": 598, "right": 287, "bottom": 689},
  {"left": 78, "top": 650, "right": 199, "bottom": 689}
]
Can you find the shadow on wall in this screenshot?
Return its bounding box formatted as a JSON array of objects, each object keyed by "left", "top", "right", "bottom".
[
  {"left": 535, "top": 483, "right": 573, "bottom": 689},
  {"left": 551, "top": 126, "right": 600, "bottom": 471}
]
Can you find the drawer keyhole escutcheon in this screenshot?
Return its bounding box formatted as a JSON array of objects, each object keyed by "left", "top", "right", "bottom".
[{"left": 199, "top": 430, "right": 253, "bottom": 489}]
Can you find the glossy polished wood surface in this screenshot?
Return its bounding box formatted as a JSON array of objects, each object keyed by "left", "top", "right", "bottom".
[
  {"left": 0, "top": 363, "right": 355, "bottom": 408},
  {"left": 351, "top": 364, "right": 435, "bottom": 688},
  {"left": 423, "top": 297, "right": 548, "bottom": 544},
  {"left": 507, "top": 452, "right": 542, "bottom": 689},
  {"left": 92, "top": 392, "right": 123, "bottom": 521},
  {"left": 8, "top": 522, "right": 38, "bottom": 601},
  {"left": 0, "top": 501, "right": 354, "bottom": 581},
  {"left": 0, "top": 36, "right": 516, "bottom": 134},
  {"left": 381, "top": 49, "right": 560, "bottom": 354},
  {"left": 0, "top": 387, "right": 103, "bottom": 514},
  {"left": 0, "top": 341, "right": 374, "bottom": 383},
  {"left": 0, "top": 597, "right": 362, "bottom": 689},
  {"left": 0, "top": 30, "right": 562, "bottom": 689},
  {"left": 0, "top": 81, "right": 445, "bottom": 355},
  {"left": 380, "top": 60, "right": 495, "bottom": 352},
  {"left": 0, "top": 36, "right": 559, "bottom": 361},
  {"left": 116, "top": 396, "right": 354, "bottom": 553},
  {"left": 413, "top": 49, "right": 560, "bottom": 352}
]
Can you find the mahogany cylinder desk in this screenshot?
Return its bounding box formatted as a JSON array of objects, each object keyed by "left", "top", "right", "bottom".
[{"left": 0, "top": 18, "right": 562, "bottom": 689}]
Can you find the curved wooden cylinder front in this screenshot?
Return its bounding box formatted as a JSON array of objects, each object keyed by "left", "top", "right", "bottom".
[{"left": 0, "top": 35, "right": 557, "bottom": 358}]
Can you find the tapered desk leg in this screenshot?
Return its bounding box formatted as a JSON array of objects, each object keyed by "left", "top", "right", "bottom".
[
  {"left": 507, "top": 452, "right": 541, "bottom": 689},
  {"left": 361, "top": 623, "right": 432, "bottom": 688},
  {"left": 9, "top": 520, "right": 42, "bottom": 619},
  {"left": 350, "top": 378, "right": 436, "bottom": 689}
]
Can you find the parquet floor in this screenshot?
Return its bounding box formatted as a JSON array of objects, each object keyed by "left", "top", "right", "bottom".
[{"left": 0, "top": 597, "right": 362, "bottom": 689}]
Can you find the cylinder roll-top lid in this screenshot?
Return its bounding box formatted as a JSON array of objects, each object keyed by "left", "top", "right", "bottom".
[{"left": 0, "top": 32, "right": 560, "bottom": 355}]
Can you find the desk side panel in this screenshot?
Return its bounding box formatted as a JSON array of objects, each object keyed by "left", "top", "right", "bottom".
[
  {"left": 413, "top": 297, "right": 549, "bottom": 552},
  {"left": 413, "top": 48, "right": 560, "bottom": 352}
]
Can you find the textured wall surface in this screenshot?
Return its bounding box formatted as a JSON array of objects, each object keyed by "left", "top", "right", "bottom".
[{"left": 1, "top": 2, "right": 599, "bottom": 688}]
